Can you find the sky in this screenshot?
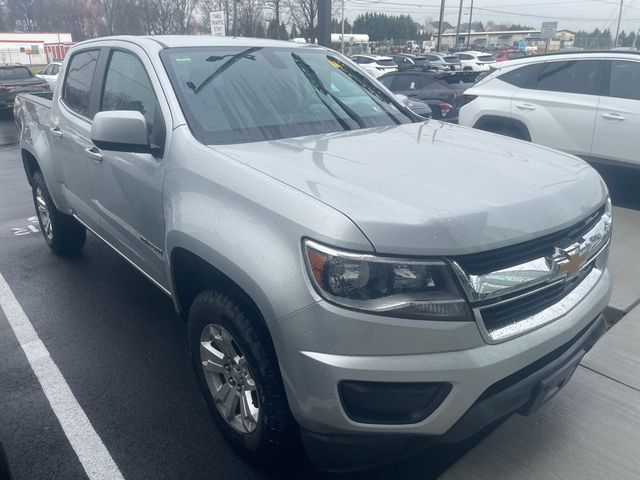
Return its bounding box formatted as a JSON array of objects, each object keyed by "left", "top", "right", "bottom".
[{"left": 343, "top": 0, "right": 640, "bottom": 33}]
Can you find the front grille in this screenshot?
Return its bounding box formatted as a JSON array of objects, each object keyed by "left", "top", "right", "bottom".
[
  {"left": 480, "top": 263, "right": 594, "bottom": 335},
  {"left": 453, "top": 204, "right": 605, "bottom": 275}
]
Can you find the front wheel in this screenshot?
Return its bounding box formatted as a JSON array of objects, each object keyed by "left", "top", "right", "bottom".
[
  {"left": 188, "top": 291, "right": 297, "bottom": 465},
  {"left": 32, "top": 171, "right": 86, "bottom": 255}
]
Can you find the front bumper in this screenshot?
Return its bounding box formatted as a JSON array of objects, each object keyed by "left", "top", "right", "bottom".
[
  {"left": 300, "top": 313, "right": 606, "bottom": 471},
  {"left": 271, "top": 267, "right": 611, "bottom": 467}
]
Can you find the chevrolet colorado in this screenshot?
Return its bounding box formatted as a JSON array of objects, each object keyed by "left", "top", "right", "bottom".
[{"left": 15, "top": 36, "right": 613, "bottom": 471}]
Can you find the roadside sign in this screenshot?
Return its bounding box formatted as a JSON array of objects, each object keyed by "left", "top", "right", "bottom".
[
  {"left": 26, "top": 49, "right": 32, "bottom": 55},
  {"left": 210, "top": 11, "right": 225, "bottom": 36},
  {"left": 541, "top": 22, "right": 558, "bottom": 40}
]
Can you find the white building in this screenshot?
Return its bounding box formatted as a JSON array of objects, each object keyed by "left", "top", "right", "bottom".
[
  {"left": 0, "top": 32, "right": 73, "bottom": 65},
  {"left": 440, "top": 30, "right": 541, "bottom": 49}
]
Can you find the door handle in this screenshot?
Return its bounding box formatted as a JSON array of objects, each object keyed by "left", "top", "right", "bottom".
[
  {"left": 49, "top": 126, "right": 63, "bottom": 139},
  {"left": 601, "top": 112, "right": 625, "bottom": 121},
  {"left": 85, "top": 146, "right": 103, "bottom": 163},
  {"left": 515, "top": 103, "right": 536, "bottom": 111}
]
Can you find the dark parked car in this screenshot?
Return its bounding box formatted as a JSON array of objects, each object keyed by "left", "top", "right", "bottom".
[
  {"left": 392, "top": 54, "right": 448, "bottom": 72},
  {"left": 424, "top": 53, "right": 462, "bottom": 71},
  {"left": 379, "top": 70, "right": 477, "bottom": 122},
  {"left": 0, "top": 65, "right": 49, "bottom": 109}
]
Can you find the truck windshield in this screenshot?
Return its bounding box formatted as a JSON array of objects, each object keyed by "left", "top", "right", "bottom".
[{"left": 161, "top": 46, "right": 416, "bottom": 145}]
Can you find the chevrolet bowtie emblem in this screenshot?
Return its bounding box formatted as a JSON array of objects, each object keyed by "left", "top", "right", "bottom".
[{"left": 552, "top": 245, "right": 587, "bottom": 277}]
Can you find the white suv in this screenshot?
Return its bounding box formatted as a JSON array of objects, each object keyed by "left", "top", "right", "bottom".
[
  {"left": 456, "top": 51, "right": 495, "bottom": 71},
  {"left": 350, "top": 54, "right": 398, "bottom": 78},
  {"left": 460, "top": 52, "right": 640, "bottom": 169}
]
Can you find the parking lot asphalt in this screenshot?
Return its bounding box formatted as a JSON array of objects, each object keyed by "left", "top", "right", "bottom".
[{"left": 0, "top": 110, "right": 638, "bottom": 480}]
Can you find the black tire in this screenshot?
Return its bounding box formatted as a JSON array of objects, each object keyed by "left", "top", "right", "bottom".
[
  {"left": 0, "top": 441, "right": 11, "bottom": 480},
  {"left": 187, "top": 291, "right": 297, "bottom": 465},
  {"left": 486, "top": 125, "right": 527, "bottom": 140},
  {"left": 32, "top": 171, "right": 86, "bottom": 255}
]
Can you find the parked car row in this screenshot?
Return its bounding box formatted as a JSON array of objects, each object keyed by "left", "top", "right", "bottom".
[
  {"left": 350, "top": 50, "right": 499, "bottom": 78},
  {"left": 459, "top": 51, "right": 640, "bottom": 169}
]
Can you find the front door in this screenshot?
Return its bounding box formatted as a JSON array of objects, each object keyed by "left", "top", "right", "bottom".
[
  {"left": 591, "top": 59, "right": 640, "bottom": 168},
  {"left": 510, "top": 59, "right": 604, "bottom": 157},
  {"left": 87, "top": 46, "right": 169, "bottom": 286}
]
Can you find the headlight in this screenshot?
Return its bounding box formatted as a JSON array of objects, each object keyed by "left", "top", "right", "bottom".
[{"left": 303, "top": 240, "right": 472, "bottom": 321}]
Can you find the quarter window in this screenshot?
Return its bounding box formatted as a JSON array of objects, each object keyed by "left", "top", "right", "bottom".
[
  {"left": 533, "top": 60, "right": 603, "bottom": 95},
  {"left": 101, "top": 50, "right": 159, "bottom": 136},
  {"left": 63, "top": 50, "right": 99, "bottom": 117},
  {"left": 499, "top": 63, "right": 543, "bottom": 88},
  {"left": 608, "top": 60, "right": 640, "bottom": 101}
]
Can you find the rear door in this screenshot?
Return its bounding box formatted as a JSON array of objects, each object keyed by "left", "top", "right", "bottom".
[
  {"left": 52, "top": 48, "right": 103, "bottom": 228},
  {"left": 591, "top": 59, "right": 640, "bottom": 167},
  {"left": 510, "top": 59, "right": 604, "bottom": 156},
  {"left": 87, "top": 45, "right": 170, "bottom": 285}
]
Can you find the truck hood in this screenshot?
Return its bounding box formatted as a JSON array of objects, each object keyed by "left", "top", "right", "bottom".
[{"left": 210, "top": 122, "right": 608, "bottom": 256}]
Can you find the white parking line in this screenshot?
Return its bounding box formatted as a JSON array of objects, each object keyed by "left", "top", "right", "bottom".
[{"left": 0, "top": 272, "right": 124, "bottom": 480}]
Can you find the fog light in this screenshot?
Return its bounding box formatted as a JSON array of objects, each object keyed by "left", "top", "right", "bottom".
[{"left": 339, "top": 380, "right": 452, "bottom": 424}]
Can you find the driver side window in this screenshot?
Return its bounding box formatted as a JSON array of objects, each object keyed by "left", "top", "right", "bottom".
[{"left": 100, "top": 50, "right": 160, "bottom": 137}]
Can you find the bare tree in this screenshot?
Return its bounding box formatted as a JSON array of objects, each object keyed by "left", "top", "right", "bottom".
[
  {"left": 5, "top": 0, "right": 42, "bottom": 31},
  {"left": 285, "top": 0, "right": 317, "bottom": 41},
  {"left": 236, "top": 0, "right": 264, "bottom": 37}
]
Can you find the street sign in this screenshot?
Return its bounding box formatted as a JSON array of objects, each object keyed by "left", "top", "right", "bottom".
[
  {"left": 26, "top": 49, "right": 32, "bottom": 55},
  {"left": 541, "top": 22, "right": 558, "bottom": 40},
  {"left": 209, "top": 11, "right": 225, "bottom": 36}
]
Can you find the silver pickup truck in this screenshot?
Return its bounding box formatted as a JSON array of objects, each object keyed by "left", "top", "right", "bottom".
[{"left": 15, "top": 36, "right": 613, "bottom": 471}]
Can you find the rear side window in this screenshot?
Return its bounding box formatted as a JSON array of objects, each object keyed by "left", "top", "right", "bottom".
[
  {"left": 0, "top": 66, "right": 32, "bottom": 80},
  {"left": 101, "top": 50, "right": 159, "bottom": 135},
  {"left": 499, "top": 63, "right": 543, "bottom": 87},
  {"left": 63, "top": 50, "right": 99, "bottom": 117},
  {"left": 478, "top": 55, "right": 495, "bottom": 62},
  {"left": 534, "top": 60, "right": 603, "bottom": 95},
  {"left": 608, "top": 60, "right": 640, "bottom": 100},
  {"left": 458, "top": 54, "right": 473, "bottom": 60},
  {"left": 444, "top": 56, "right": 459, "bottom": 63},
  {"left": 377, "top": 59, "right": 396, "bottom": 67},
  {"left": 390, "top": 75, "right": 423, "bottom": 91}
]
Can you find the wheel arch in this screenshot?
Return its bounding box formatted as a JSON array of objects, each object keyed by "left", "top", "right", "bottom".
[
  {"left": 169, "top": 245, "right": 273, "bottom": 330},
  {"left": 21, "top": 148, "right": 40, "bottom": 186},
  {"left": 473, "top": 115, "right": 531, "bottom": 141}
]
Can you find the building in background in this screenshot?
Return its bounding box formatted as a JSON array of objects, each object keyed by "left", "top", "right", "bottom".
[
  {"left": 440, "top": 30, "right": 540, "bottom": 49},
  {"left": 0, "top": 33, "right": 74, "bottom": 65}
]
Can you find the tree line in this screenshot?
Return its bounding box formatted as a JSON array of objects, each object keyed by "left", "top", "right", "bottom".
[
  {"left": 574, "top": 28, "right": 638, "bottom": 49},
  {"left": 0, "top": 0, "right": 327, "bottom": 41}
]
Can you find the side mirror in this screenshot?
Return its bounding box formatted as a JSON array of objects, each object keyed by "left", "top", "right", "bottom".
[{"left": 91, "top": 110, "right": 150, "bottom": 153}]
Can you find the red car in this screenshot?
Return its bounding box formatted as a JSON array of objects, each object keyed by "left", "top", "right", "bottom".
[{"left": 494, "top": 49, "right": 526, "bottom": 62}]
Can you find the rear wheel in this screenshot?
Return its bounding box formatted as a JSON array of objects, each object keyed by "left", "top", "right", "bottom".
[
  {"left": 32, "top": 171, "right": 86, "bottom": 255},
  {"left": 188, "top": 291, "right": 297, "bottom": 465},
  {"left": 484, "top": 124, "right": 528, "bottom": 141}
]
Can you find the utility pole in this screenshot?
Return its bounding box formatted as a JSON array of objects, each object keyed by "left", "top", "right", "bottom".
[
  {"left": 467, "top": 0, "right": 474, "bottom": 48},
  {"left": 455, "top": 0, "right": 464, "bottom": 50},
  {"left": 233, "top": 0, "right": 238, "bottom": 36},
  {"left": 436, "top": 0, "right": 446, "bottom": 52},
  {"left": 318, "top": 0, "right": 331, "bottom": 47},
  {"left": 615, "top": 0, "right": 624, "bottom": 46},
  {"left": 341, "top": 0, "right": 346, "bottom": 54}
]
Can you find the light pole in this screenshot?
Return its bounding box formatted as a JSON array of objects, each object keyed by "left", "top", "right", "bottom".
[
  {"left": 614, "top": 0, "right": 624, "bottom": 46},
  {"left": 436, "top": 0, "right": 446, "bottom": 52},
  {"left": 467, "top": 0, "right": 474, "bottom": 49},
  {"left": 455, "top": 0, "right": 464, "bottom": 50},
  {"left": 341, "top": 0, "right": 346, "bottom": 54}
]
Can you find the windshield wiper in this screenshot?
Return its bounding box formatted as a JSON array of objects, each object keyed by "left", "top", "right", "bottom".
[
  {"left": 186, "top": 47, "right": 261, "bottom": 94},
  {"left": 291, "top": 52, "right": 366, "bottom": 130},
  {"left": 326, "top": 55, "right": 403, "bottom": 125}
]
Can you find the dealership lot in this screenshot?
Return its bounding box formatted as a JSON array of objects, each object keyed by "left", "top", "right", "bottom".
[{"left": 0, "top": 107, "right": 639, "bottom": 480}]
